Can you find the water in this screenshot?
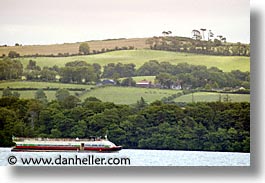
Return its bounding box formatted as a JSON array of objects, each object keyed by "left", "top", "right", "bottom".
[{"left": 0, "top": 148, "right": 250, "bottom": 166}]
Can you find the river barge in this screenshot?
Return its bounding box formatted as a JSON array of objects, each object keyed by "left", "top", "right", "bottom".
[{"left": 11, "top": 136, "right": 122, "bottom": 152}]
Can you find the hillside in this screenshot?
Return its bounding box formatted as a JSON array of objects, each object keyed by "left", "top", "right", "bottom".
[
  {"left": 0, "top": 38, "right": 149, "bottom": 56},
  {"left": 174, "top": 92, "right": 250, "bottom": 103},
  {"left": 18, "top": 50, "right": 250, "bottom": 72},
  {"left": 0, "top": 82, "right": 250, "bottom": 104},
  {"left": 0, "top": 36, "right": 250, "bottom": 57},
  {"left": 79, "top": 87, "right": 250, "bottom": 104},
  {"left": 79, "top": 86, "right": 180, "bottom": 104}
]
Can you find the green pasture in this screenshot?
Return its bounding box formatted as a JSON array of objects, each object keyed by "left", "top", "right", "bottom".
[
  {"left": 19, "top": 50, "right": 250, "bottom": 72},
  {"left": 0, "top": 81, "right": 92, "bottom": 89},
  {"left": 0, "top": 90, "right": 82, "bottom": 101},
  {"left": 174, "top": 92, "right": 250, "bottom": 103},
  {"left": 80, "top": 86, "right": 181, "bottom": 104},
  {"left": 0, "top": 82, "right": 250, "bottom": 104},
  {"left": 0, "top": 81, "right": 91, "bottom": 101}
]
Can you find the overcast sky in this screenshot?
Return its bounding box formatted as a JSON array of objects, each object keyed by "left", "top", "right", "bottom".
[{"left": 0, "top": 0, "right": 249, "bottom": 45}]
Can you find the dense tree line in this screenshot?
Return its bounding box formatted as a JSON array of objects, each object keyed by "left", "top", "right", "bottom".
[
  {"left": 21, "top": 60, "right": 102, "bottom": 84},
  {"left": 139, "top": 61, "right": 250, "bottom": 90},
  {"left": 146, "top": 36, "right": 250, "bottom": 56},
  {"left": 102, "top": 63, "right": 136, "bottom": 79},
  {"left": 1, "top": 44, "right": 135, "bottom": 58},
  {"left": 59, "top": 61, "right": 101, "bottom": 83},
  {"left": 0, "top": 57, "right": 23, "bottom": 80},
  {"left": 101, "top": 61, "right": 249, "bottom": 90},
  {"left": 1, "top": 87, "right": 20, "bottom": 98},
  {"left": 0, "top": 57, "right": 249, "bottom": 90},
  {"left": 0, "top": 94, "right": 250, "bottom": 152}
]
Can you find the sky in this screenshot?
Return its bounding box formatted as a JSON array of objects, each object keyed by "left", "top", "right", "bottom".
[{"left": 0, "top": 0, "right": 250, "bottom": 46}]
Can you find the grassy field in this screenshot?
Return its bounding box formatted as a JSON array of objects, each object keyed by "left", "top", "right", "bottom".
[
  {"left": 174, "top": 92, "right": 250, "bottom": 103},
  {"left": 0, "top": 81, "right": 92, "bottom": 101},
  {"left": 18, "top": 50, "right": 250, "bottom": 72},
  {"left": 0, "top": 38, "right": 149, "bottom": 56},
  {"left": 0, "top": 81, "right": 250, "bottom": 104},
  {"left": 79, "top": 86, "right": 181, "bottom": 104},
  {"left": 0, "top": 81, "right": 180, "bottom": 104},
  {"left": 0, "top": 90, "right": 82, "bottom": 101},
  {"left": 0, "top": 81, "right": 93, "bottom": 89}
]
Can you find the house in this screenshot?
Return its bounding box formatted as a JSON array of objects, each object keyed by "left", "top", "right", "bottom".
[
  {"left": 136, "top": 80, "right": 152, "bottom": 88},
  {"left": 171, "top": 84, "right": 182, "bottom": 90},
  {"left": 101, "top": 79, "right": 116, "bottom": 85}
]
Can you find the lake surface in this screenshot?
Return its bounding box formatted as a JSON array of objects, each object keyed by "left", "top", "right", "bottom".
[{"left": 0, "top": 148, "right": 250, "bottom": 166}]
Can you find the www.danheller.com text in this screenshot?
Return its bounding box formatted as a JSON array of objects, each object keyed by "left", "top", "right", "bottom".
[{"left": 7, "top": 155, "right": 130, "bottom": 166}]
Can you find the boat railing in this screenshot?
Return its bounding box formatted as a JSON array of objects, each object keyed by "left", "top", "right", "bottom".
[{"left": 13, "top": 137, "right": 106, "bottom": 142}]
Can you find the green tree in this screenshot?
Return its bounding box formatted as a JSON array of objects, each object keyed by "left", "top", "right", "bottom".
[
  {"left": 27, "top": 99, "right": 44, "bottom": 130},
  {"left": 79, "top": 43, "right": 90, "bottom": 55},
  {"left": 135, "top": 97, "right": 148, "bottom": 110},
  {"left": 70, "top": 120, "right": 87, "bottom": 138},
  {"left": 137, "top": 60, "right": 160, "bottom": 76},
  {"left": 60, "top": 62, "right": 96, "bottom": 83},
  {"left": 0, "top": 58, "right": 23, "bottom": 80},
  {"left": 121, "top": 77, "right": 136, "bottom": 86},
  {"left": 35, "top": 89, "right": 48, "bottom": 103},
  {"left": 155, "top": 73, "right": 175, "bottom": 89},
  {"left": 26, "top": 60, "right": 41, "bottom": 71},
  {"left": 23, "top": 70, "right": 40, "bottom": 81},
  {"left": 50, "top": 128, "right": 62, "bottom": 138},
  {"left": 2, "top": 88, "right": 13, "bottom": 97},
  {"left": 39, "top": 68, "right": 57, "bottom": 81},
  {"left": 0, "top": 107, "right": 17, "bottom": 146},
  {"left": 61, "top": 95, "right": 81, "bottom": 109},
  {"left": 102, "top": 63, "right": 136, "bottom": 78},
  {"left": 12, "top": 91, "right": 20, "bottom": 98},
  {"left": 8, "top": 51, "right": 20, "bottom": 58},
  {"left": 55, "top": 89, "right": 70, "bottom": 102},
  {"left": 84, "top": 97, "right": 102, "bottom": 102}
]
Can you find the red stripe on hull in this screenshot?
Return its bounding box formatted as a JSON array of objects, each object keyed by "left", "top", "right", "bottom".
[{"left": 84, "top": 146, "right": 122, "bottom": 152}]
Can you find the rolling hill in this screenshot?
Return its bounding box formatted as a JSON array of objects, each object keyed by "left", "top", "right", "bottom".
[
  {"left": 0, "top": 38, "right": 149, "bottom": 56},
  {"left": 0, "top": 81, "right": 250, "bottom": 104},
  {"left": 0, "top": 36, "right": 250, "bottom": 104},
  {"left": 174, "top": 92, "right": 250, "bottom": 103},
  {"left": 16, "top": 50, "right": 250, "bottom": 72}
]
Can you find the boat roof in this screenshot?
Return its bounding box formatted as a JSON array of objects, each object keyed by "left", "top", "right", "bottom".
[{"left": 13, "top": 137, "right": 106, "bottom": 142}]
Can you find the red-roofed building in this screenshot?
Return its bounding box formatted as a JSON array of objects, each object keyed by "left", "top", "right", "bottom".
[{"left": 136, "top": 80, "right": 152, "bottom": 88}]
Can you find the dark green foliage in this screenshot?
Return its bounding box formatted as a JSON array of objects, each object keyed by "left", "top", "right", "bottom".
[
  {"left": 92, "top": 63, "right": 102, "bottom": 79},
  {"left": 60, "top": 95, "right": 81, "bottom": 109},
  {"left": 0, "top": 58, "right": 23, "bottom": 80},
  {"left": 8, "top": 51, "right": 20, "bottom": 58},
  {"left": 24, "top": 60, "right": 58, "bottom": 81},
  {"left": 35, "top": 89, "right": 48, "bottom": 103},
  {"left": 26, "top": 60, "right": 41, "bottom": 71},
  {"left": 156, "top": 72, "right": 175, "bottom": 89},
  {"left": 135, "top": 97, "right": 148, "bottom": 111},
  {"left": 136, "top": 60, "right": 160, "bottom": 76},
  {"left": 121, "top": 77, "right": 136, "bottom": 86},
  {"left": 60, "top": 61, "right": 97, "bottom": 83},
  {"left": 0, "top": 96, "right": 250, "bottom": 153},
  {"left": 55, "top": 88, "right": 70, "bottom": 102},
  {"left": 137, "top": 61, "right": 250, "bottom": 90},
  {"left": 79, "top": 43, "right": 90, "bottom": 55},
  {"left": 39, "top": 68, "right": 57, "bottom": 81},
  {"left": 146, "top": 36, "right": 250, "bottom": 56},
  {"left": 12, "top": 91, "right": 20, "bottom": 98},
  {"left": 102, "top": 63, "right": 136, "bottom": 78},
  {"left": 2, "top": 88, "right": 20, "bottom": 98},
  {"left": 2, "top": 87, "right": 13, "bottom": 97}
]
